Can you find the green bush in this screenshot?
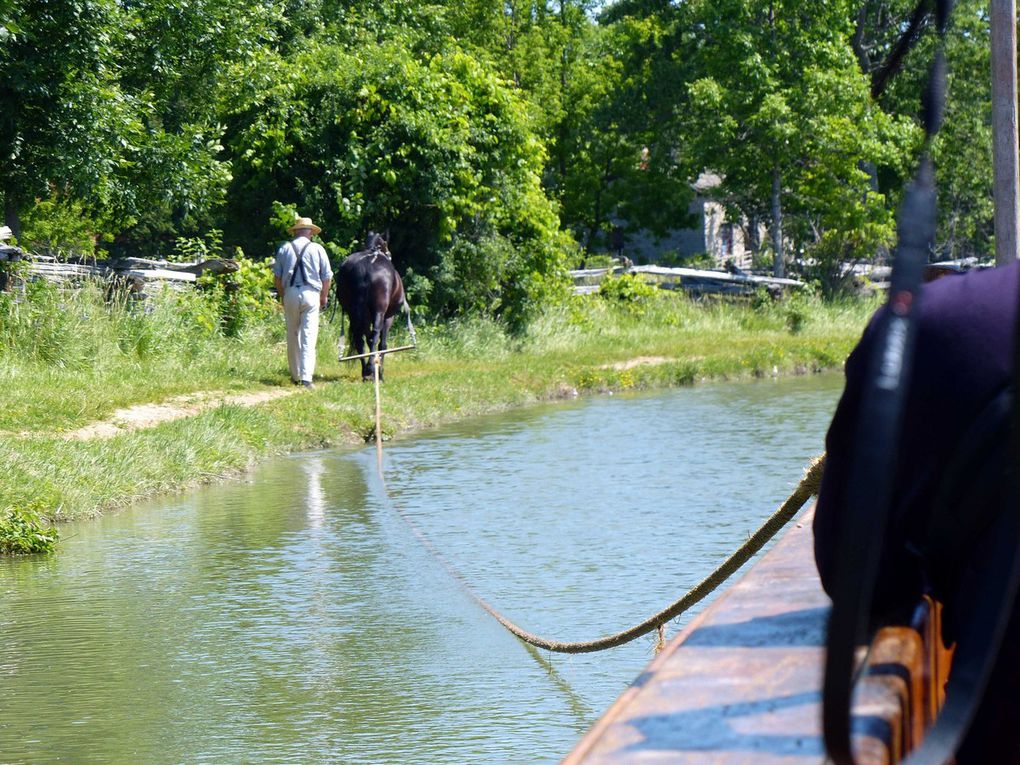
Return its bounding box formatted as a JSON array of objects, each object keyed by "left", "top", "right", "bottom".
[
  {"left": 0, "top": 506, "right": 58, "bottom": 555},
  {"left": 197, "top": 250, "right": 276, "bottom": 337},
  {"left": 224, "top": 41, "right": 573, "bottom": 329},
  {"left": 431, "top": 233, "right": 516, "bottom": 317},
  {"left": 174, "top": 229, "right": 276, "bottom": 337},
  {"left": 573, "top": 253, "right": 616, "bottom": 270},
  {"left": 682, "top": 251, "right": 717, "bottom": 269},
  {"left": 20, "top": 194, "right": 108, "bottom": 259},
  {"left": 172, "top": 229, "right": 224, "bottom": 263},
  {"left": 598, "top": 273, "right": 658, "bottom": 305}
]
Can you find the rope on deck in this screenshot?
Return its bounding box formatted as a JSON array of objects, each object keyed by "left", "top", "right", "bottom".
[{"left": 370, "top": 364, "right": 826, "bottom": 653}]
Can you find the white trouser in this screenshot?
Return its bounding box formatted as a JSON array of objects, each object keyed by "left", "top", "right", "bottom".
[{"left": 283, "top": 286, "right": 321, "bottom": 383}]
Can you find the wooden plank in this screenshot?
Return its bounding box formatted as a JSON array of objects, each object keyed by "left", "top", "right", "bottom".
[
  {"left": 631, "top": 265, "right": 805, "bottom": 288},
  {"left": 121, "top": 268, "right": 196, "bottom": 283},
  {"left": 562, "top": 507, "right": 949, "bottom": 765},
  {"left": 568, "top": 265, "right": 805, "bottom": 298}
]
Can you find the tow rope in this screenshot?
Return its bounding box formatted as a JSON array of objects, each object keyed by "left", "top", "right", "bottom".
[{"left": 368, "top": 352, "right": 825, "bottom": 653}]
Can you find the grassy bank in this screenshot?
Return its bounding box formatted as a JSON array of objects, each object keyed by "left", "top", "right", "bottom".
[{"left": 0, "top": 280, "right": 876, "bottom": 527}]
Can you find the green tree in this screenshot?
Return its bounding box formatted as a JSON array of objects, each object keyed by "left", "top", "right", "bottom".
[
  {"left": 466, "top": 0, "right": 694, "bottom": 255},
  {"left": 0, "top": 0, "right": 129, "bottom": 236},
  {"left": 931, "top": 2, "right": 993, "bottom": 259},
  {"left": 861, "top": 0, "right": 993, "bottom": 259},
  {"left": 223, "top": 40, "right": 571, "bottom": 327},
  {"left": 678, "top": 0, "right": 917, "bottom": 283},
  {"left": 573, "top": 10, "right": 696, "bottom": 251},
  {"left": 1, "top": 0, "right": 283, "bottom": 255},
  {"left": 108, "top": 0, "right": 283, "bottom": 253}
]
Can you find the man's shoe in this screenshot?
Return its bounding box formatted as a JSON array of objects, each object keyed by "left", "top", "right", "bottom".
[{"left": 301, "top": 380, "right": 315, "bottom": 389}]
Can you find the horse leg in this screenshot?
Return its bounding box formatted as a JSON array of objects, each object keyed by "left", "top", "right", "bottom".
[
  {"left": 350, "top": 318, "right": 368, "bottom": 380},
  {"left": 368, "top": 309, "right": 386, "bottom": 382},
  {"left": 378, "top": 316, "right": 396, "bottom": 382}
]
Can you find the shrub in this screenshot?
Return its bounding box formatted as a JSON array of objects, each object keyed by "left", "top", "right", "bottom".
[
  {"left": 598, "top": 273, "right": 658, "bottom": 305},
  {"left": 20, "top": 195, "right": 107, "bottom": 259},
  {"left": 0, "top": 506, "right": 58, "bottom": 555},
  {"left": 197, "top": 250, "right": 276, "bottom": 337},
  {"left": 175, "top": 230, "right": 276, "bottom": 337},
  {"left": 224, "top": 42, "right": 573, "bottom": 329},
  {"left": 172, "top": 229, "right": 225, "bottom": 263}
]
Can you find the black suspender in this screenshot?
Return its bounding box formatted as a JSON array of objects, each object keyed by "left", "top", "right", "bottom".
[{"left": 288, "top": 239, "right": 313, "bottom": 287}]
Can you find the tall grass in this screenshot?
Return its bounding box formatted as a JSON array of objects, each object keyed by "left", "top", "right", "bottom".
[
  {"left": 0, "top": 280, "right": 297, "bottom": 431},
  {"left": 524, "top": 289, "right": 879, "bottom": 358},
  {"left": 1, "top": 280, "right": 877, "bottom": 524}
]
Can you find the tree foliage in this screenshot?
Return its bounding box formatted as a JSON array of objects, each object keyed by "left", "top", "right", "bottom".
[
  {"left": 224, "top": 40, "right": 571, "bottom": 325},
  {"left": 2, "top": 0, "right": 1003, "bottom": 313},
  {"left": 0, "top": 0, "right": 127, "bottom": 232},
  {"left": 677, "top": 0, "right": 919, "bottom": 283}
]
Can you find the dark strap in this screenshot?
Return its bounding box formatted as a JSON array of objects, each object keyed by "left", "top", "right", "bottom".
[
  {"left": 821, "top": 159, "right": 933, "bottom": 765},
  {"left": 822, "top": 2, "right": 954, "bottom": 761},
  {"left": 288, "top": 240, "right": 313, "bottom": 287}
]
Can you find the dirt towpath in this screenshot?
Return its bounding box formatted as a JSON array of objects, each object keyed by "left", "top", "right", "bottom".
[{"left": 64, "top": 388, "right": 300, "bottom": 441}]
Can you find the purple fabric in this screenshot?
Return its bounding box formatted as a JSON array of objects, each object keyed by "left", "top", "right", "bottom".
[
  {"left": 813, "top": 260, "right": 1020, "bottom": 762},
  {"left": 814, "top": 260, "right": 1020, "bottom": 609}
]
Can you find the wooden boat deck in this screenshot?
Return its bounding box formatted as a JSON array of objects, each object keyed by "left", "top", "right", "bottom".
[{"left": 562, "top": 506, "right": 951, "bottom": 765}]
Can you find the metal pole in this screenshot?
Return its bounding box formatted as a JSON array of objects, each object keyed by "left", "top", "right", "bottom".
[
  {"left": 337, "top": 344, "right": 416, "bottom": 364},
  {"left": 992, "top": 0, "right": 1020, "bottom": 264}
]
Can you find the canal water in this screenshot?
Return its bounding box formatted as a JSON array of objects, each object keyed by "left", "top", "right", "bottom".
[{"left": 0, "top": 373, "right": 845, "bottom": 764}]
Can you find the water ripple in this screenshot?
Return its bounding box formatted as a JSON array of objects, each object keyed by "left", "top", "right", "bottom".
[{"left": 0, "top": 375, "right": 842, "bottom": 764}]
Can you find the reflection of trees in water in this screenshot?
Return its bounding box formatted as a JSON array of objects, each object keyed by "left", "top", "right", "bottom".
[
  {"left": 0, "top": 554, "right": 59, "bottom": 696},
  {"left": 0, "top": 540, "right": 202, "bottom": 760},
  {"left": 305, "top": 457, "right": 327, "bottom": 530}
]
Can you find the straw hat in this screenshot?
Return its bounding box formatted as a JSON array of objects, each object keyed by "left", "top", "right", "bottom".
[{"left": 288, "top": 216, "right": 322, "bottom": 236}]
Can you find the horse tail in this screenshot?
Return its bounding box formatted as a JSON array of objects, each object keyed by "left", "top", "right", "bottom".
[
  {"left": 336, "top": 301, "right": 347, "bottom": 360},
  {"left": 403, "top": 298, "right": 418, "bottom": 347}
]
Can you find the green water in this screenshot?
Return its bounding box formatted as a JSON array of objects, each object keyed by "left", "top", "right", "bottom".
[{"left": 0, "top": 373, "right": 845, "bottom": 764}]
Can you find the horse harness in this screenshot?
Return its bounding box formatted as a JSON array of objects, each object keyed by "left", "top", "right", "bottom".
[{"left": 369, "top": 243, "right": 391, "bottom": 265}]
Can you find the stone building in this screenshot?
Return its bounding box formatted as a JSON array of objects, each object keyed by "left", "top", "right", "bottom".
[{"left": 627, "top": 173, "right": 757, "bottom": 270}]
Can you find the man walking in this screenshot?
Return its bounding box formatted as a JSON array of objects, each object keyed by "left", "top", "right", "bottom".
[{"left": 273, "top": 216, "right": 333, "bottom": 388}]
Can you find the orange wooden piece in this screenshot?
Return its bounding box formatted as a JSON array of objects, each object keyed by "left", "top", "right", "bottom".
[{"left": 562, "top": 506, "right": 951, "bottom": 765}]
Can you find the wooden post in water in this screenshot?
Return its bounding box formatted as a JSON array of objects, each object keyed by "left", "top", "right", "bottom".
[
  {"left": 374, "top": 353, "right": 383, "bottom": 472},
  {"left": 992, "top": 0, "right": 1020, "bottom": 264}
]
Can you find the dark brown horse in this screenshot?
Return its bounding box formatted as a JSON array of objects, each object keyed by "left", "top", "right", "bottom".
[{"left": 336, "top": 232, "right": 412, "bottom": 381}]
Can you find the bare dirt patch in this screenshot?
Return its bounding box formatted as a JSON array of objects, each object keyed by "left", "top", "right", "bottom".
[
  {"left": 64, "top": 388, "right": 299, "bottom": 441},
  {"left": 601, "top": 356, "right": 677, "bottom": 371}
]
